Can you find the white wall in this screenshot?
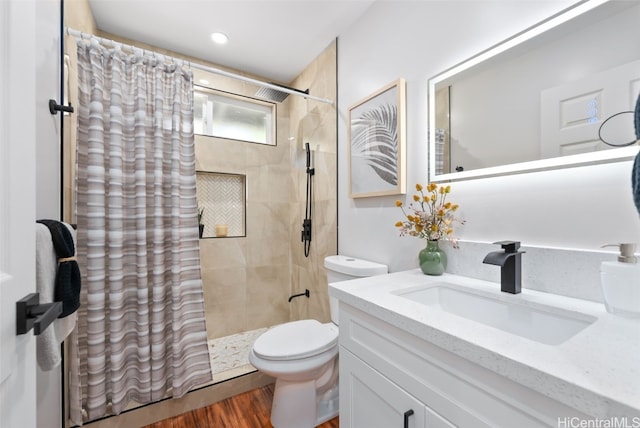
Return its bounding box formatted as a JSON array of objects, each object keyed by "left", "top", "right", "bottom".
[
  {"left": 337, "top": 0, "right": 640, "bottom": 273},
  {"left": 36, "top": 0, "right": 61, "bottom": 220}
]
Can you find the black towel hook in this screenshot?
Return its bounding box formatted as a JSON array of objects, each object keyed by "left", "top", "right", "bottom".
[{"left": 49, "top": 99, "right": 74, "bottom": 115}]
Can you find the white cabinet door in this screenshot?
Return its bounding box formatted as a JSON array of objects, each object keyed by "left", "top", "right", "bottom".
[{"left": 341, "top": 348, "right": 428, "bottom": 428}]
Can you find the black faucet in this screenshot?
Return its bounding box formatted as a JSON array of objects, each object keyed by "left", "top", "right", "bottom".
[{"left": 482, "top": 241, "right": 526, "bottom": 294}]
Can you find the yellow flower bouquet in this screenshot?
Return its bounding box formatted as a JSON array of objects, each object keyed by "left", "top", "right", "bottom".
[{"left": 395, "top": 183, "right": 464, "bottom": 248}]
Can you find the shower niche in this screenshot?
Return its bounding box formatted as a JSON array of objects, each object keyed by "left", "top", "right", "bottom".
[{"left": 196, "top": 171, "right": 246, "bottom": 238}]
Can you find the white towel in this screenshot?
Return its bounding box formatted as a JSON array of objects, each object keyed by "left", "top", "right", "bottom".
[{"left": 36, "top": 222, "right": 78, "bottom": 371}]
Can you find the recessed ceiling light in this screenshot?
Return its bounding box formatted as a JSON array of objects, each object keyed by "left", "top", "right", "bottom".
[{"left": 210, "top": 32, "right": 229, "bottom": 45}]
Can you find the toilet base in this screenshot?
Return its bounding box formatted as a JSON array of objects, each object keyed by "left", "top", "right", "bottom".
[
  {"left": 316, "top": 383, "right": 339, "bottom": 425},
  {"left": 270, "top": 378, "right": 339, "bottom": 428}
]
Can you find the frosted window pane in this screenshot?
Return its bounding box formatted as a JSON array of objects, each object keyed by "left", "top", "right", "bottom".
[{"left": 194, "top": 87, "right": 276, "bottom": 146}]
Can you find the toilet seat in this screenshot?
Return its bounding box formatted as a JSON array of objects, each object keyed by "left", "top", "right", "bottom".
[{"left": 253, "top": 320, "right": 338, "bottom": 361}]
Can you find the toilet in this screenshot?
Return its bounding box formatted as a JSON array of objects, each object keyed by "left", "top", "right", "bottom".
[{"left": 249, "top": 255, "right": 388, "bottom": 428}]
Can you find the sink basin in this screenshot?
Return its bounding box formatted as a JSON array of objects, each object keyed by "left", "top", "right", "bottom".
[{"left": 393, "top": 283, "right": 596, "bottom": 345}]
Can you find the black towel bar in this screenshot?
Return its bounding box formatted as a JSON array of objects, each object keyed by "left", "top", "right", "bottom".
[{"left": 16, "top": 293, "right": 62, "bottom": 335}]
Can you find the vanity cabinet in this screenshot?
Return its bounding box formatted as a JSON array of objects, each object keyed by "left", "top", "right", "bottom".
[
  {"left": 338, "top": 303, "right": 588, "bottom": 428},
  {"left": 342, "top": 349, "right": 453, "bottom": 428}
]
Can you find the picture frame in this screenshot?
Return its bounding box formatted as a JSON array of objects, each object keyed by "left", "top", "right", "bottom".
[{"left": 348, "top": 78, "right": 406, "bottom": 198}]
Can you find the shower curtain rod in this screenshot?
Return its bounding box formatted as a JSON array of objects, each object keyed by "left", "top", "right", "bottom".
[{"left": 66, "top": 27, "right": 335, "bottom": 105}]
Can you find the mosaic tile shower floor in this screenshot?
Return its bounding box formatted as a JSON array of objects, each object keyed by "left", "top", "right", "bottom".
[{"left": 206, "top": 328, "right": 268, "bottom": 385}]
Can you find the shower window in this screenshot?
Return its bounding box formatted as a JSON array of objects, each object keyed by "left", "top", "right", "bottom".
[
  {"left": 194, "top": 86, "right": 276, "bottom": 145},
  {"left": 196, "top": 171, "right": 246, "bottom": 238}
]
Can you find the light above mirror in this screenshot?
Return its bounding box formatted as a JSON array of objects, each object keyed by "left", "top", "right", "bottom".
[{"left": 428, "top": 0, "right": 640, "bottom": 182}]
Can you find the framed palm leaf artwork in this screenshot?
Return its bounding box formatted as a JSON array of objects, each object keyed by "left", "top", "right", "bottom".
[{"left": 348, "top": 78, "right": 406, "bottom": 198}]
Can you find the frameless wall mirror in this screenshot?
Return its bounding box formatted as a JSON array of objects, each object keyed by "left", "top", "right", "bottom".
[
  {"left": 428, "top": 0, "right": 640, "bottom": 182},
  {"left": 194, "top": 86, "right": 276, "bottom": 145}
]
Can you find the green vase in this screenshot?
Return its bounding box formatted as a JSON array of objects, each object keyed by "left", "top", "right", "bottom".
[{"left": 419, "top": 240, "right": 447, "bottom": 275}]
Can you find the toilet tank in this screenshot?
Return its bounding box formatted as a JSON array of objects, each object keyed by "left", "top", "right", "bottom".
[{"left": 324, "top": 255, "right": 388, "bottom": 325}]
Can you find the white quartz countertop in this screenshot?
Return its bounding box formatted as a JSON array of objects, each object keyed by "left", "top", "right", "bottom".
[{"left": 329, "top": 269, "right": 640, "bottom": 418}]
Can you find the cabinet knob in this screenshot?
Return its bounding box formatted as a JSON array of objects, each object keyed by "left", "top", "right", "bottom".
[{"left": 403, "top": 409, "right": 414, "bottom": 428}]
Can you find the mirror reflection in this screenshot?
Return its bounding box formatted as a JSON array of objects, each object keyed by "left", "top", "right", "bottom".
[{"left": 429, "top": 0, "right": 640, "bottom": 181}]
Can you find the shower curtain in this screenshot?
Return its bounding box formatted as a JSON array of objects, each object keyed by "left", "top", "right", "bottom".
[{"left": 70, "top": 39, "right": 212, "bottom": 424}]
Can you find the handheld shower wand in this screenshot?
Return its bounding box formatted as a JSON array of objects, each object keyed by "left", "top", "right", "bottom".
[{"left": 301, "top": 142, "right": 315, "bottom": 257}]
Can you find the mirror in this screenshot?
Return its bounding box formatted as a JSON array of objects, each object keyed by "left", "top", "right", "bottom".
[{"left": 428, "top": 0, "right": 640, "bottom": 182}]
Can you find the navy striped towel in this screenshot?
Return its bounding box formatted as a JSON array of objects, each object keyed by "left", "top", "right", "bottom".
[{"left": 36, "top": 219, "right": 81, "bottom": 317}]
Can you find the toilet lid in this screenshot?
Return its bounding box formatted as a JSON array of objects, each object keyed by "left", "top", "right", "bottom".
[{"left": 253, "top": 320, "right": 338, "bottom": 361}]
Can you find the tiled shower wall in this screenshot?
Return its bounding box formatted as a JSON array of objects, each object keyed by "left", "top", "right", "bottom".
[
  {"left": 193, "top": 68, "right": 294, "bottom": 339},
  {"left": 288, "top": 42, "right": 338, "bottom": 324},
  {"left": 196, "top": 41, "right": 338, "bottom": 338}
]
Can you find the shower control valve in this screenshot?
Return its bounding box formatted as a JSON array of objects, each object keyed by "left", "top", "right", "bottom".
[{"left": 301, "top": 219, "right": 312, "bottom": 242}]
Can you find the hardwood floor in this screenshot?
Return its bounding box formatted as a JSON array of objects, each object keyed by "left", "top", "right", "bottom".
[{"left": 143, "top": 384, "right": 339, "bottom": 428}]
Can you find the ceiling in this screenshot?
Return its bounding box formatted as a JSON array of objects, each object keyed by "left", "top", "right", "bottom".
[{"left": 86, "top": 0, "right": 376, "bottom": 83}]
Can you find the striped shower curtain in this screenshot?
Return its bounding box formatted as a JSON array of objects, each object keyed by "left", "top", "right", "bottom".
[{"left": 70, "top": 39, "right": 212, "bottom": 424}]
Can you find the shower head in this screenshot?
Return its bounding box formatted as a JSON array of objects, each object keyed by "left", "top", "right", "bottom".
[
  {"left": 255, "top": 83, "right": 309, "bottom": 103},
  {"left": 255, "top": 86, "right": 290, "bottom": 103}
]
